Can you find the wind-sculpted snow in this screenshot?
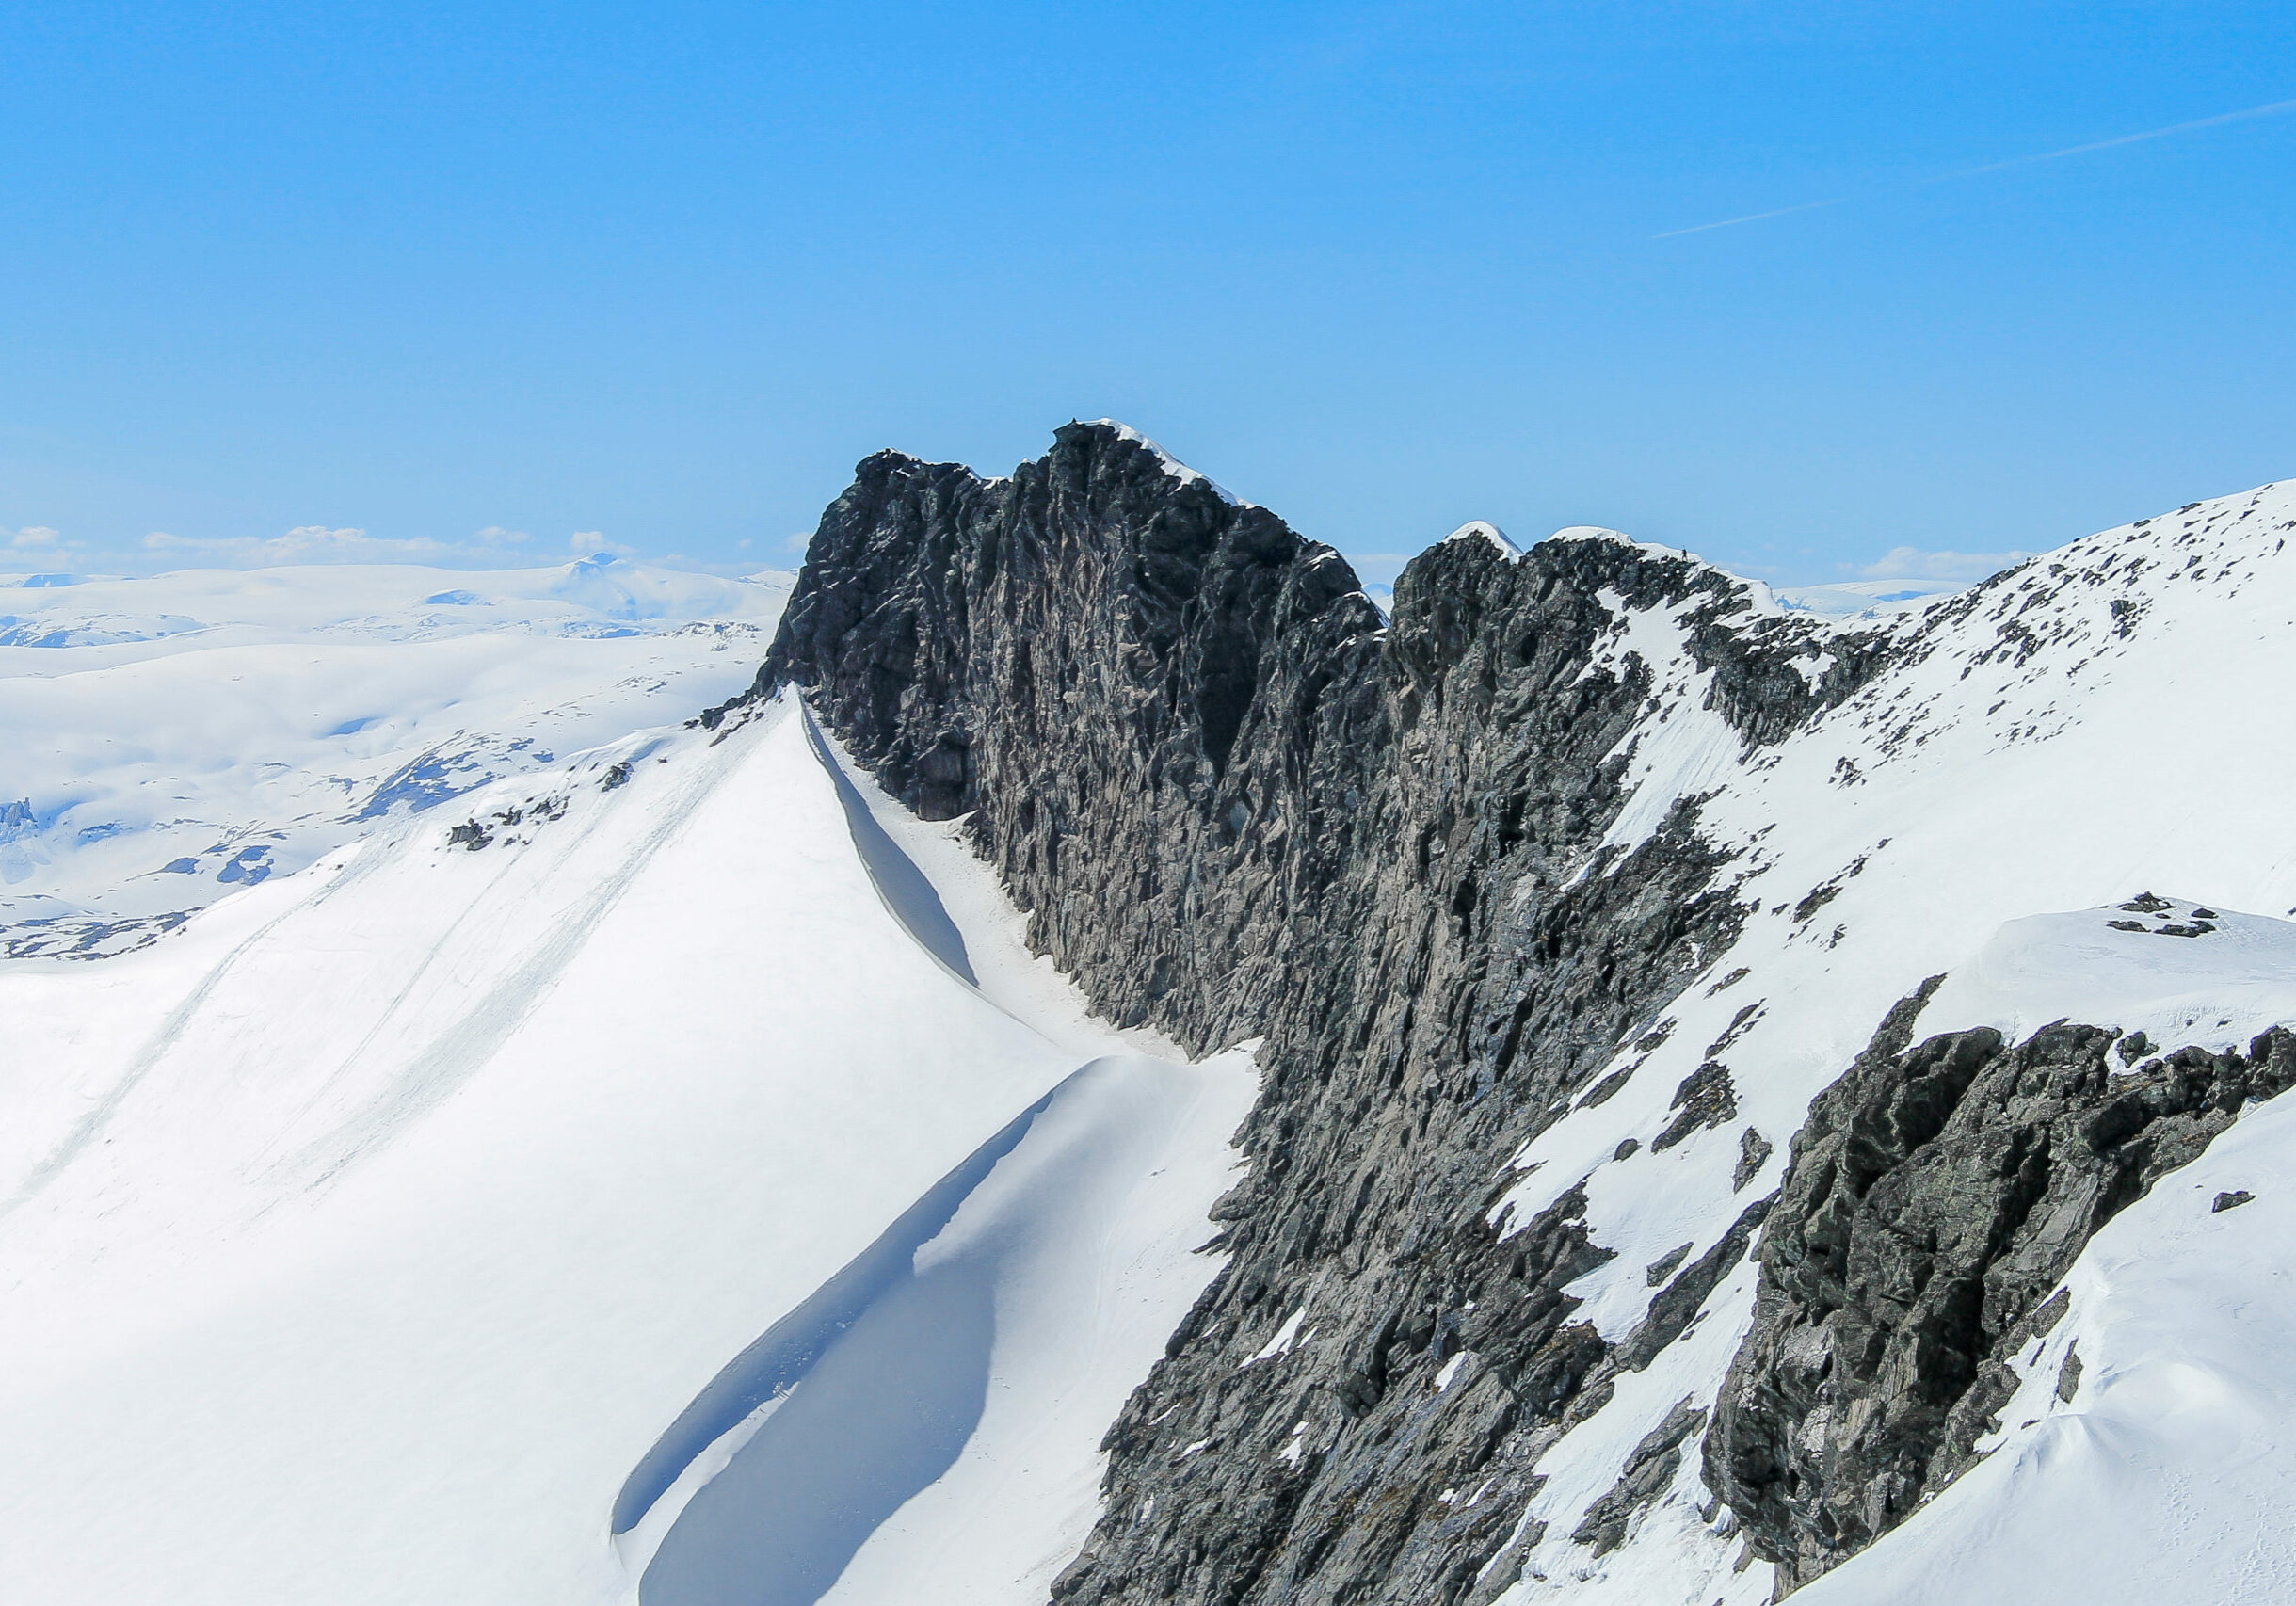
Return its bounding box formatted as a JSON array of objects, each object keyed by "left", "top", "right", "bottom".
[
  {"left": 637, "top": 1052, "right": 1252, "bottom": 1606},
  {"left": 615, "top": 1087, "right": 1052, "bottom": 1540},
  {"left": 807, "top": 712, "right": 976, "bottom": 986},
  {"left": 0, "top": 690, "right": 1249, "bottom": 1605},
  {"left": 762, "top": 426, "right": 2296, "bottom": 1605}
]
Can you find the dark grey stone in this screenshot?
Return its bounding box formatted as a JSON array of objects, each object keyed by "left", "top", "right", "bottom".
[
  {"left": 1735, "top": 1127, "right": 1774, "bottom": 1191},
  {"left": 1645, "top": 1244, "right": 1694, "bottom": 1286},
  {"left": 1707, "top": 998, "right": 2296, "bottom": 1594},
  {"left": 741, "top": 423, "right": 1883, "bottom": 1606},
  {"left": 740, "top": 425, "right": 2281, "bottom": 1604},
  {"left": 1570, "top": 1397, "right": 1707, "bottom": 1557},
  {"left": 1652, "top": 1062, "right": 1739, "bottom": 1152}
]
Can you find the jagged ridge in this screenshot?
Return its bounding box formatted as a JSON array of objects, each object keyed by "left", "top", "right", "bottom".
[
  {"left": 742, "top": 424, "right": 2296, "bottom": 1605},
  {"left": 734, "top": 422, "right": 1876, "bottom": 1603}
]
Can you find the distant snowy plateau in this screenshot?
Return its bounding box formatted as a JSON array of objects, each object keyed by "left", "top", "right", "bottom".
[
  {"left": 0, "top": 554, "right": 794, "bottom": 957},
  {"left": 3, "top": 440, "right": 2296, "bottom": 1606}
]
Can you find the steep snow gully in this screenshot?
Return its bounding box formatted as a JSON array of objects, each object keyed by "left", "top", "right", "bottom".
[{"left": 7, "top": 423, "right": 2296, "bottom": 1606}]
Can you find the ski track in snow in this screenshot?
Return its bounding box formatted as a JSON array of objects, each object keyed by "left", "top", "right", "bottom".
[{"left": 0, "top": 847, "right": 357, "bottom": 1222}]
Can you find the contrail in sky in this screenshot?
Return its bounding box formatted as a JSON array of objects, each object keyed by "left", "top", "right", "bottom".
[
  {"left": 1652, "top": 93, "right": 2296, "bottom": 239},
  {"left": 1650, "top": 197, "right": 1846, "bottom": 238},
  {"left": 1937, "top": 95, "right": 2296, "bottom": 177}
]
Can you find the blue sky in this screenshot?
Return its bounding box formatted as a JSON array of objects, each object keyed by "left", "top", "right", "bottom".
[{"left": 3, "top": 2, "right": 2292, "bottom": 586}]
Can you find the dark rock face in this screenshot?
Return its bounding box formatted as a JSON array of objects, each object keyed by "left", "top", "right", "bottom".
[
  {"left": 740, "top": 423, "right": 1880, "bottom": 1605},
  {"left": 736, "top": 424, "right": 2296, "bottom": 1600},
  {"left": 1708, "top": 997, "right": 2296, "bottom": 1593},
  {"left": 1572, "top": 1397, "right": 1708, "bottom": 1556}
]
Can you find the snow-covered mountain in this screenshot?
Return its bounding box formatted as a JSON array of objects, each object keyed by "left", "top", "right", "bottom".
[
  {"left": 0, "top": 688, "right": 1248, "bottom": 1604},
  {"left": 5, "top": 428, "right": 2296, "bottom": 1606},
  {"left": 747, "top": 427, "right": 2296, "bottom": 1606}
]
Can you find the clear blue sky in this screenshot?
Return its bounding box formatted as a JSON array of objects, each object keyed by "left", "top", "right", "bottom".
[{"left": 4, "top": 2, "right": 2292, "bottom": 586}]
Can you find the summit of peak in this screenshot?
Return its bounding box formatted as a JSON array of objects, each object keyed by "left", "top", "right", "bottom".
[
  {"left": 1441, "top": 521, "right": 1521, "bottom": 557},
  {"left": 1077, "top": 420, "right": 1244, "bottom": 506}
]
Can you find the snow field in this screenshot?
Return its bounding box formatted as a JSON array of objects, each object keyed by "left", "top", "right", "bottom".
[
  {"left": 0, "top": 558, "right": 794, "bottom": 953},
  {"left": 0, "top": 692, "right": 1249, "bottom": 1605},
  {"left": 11, "top": 467, "right": 2296, "bottom": 1605},
  {"left": 1477, "top": 479, "right": 2296, "bottom": 1602}
]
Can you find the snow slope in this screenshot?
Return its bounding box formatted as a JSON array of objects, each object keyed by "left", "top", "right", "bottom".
[
  {"left": 8, "top": 472, "right": 2296, "bottom": 1606},
  {"left": 1476, "top": 477, "right": 2296, "bottom": 1602},
  {"left": 0, "top": 556, "right": 793, "bottom": 959},
  {"left": 1788, "top": 1082, "right": 2296, "bottom": 1605},
  {"left": 0, "top": 692, "right": 1249, "bottom": 1605}
]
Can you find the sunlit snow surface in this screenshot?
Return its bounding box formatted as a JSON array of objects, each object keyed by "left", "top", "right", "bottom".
[
  {"left": 0, "top": 690, "right": 1250, "bottom": 1604},
  {"left": 1471, "top": 478, "right": 2296, "bottom": 1605},
  {"left": 0, "top": 556, "right": 792, "bottom": 958},
  {"left": 8, "top": 472, "right": 2296, "bottom": 1606},
  {"left": 1768, "top": 577, "right": 1958, "bottom": 619}
]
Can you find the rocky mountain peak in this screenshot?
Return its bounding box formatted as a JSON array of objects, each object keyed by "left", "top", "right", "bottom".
[{"left": 755, "top": 430, "right": 2296, "bottom": 1604}]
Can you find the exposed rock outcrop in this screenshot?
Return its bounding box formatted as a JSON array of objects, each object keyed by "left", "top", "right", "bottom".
[
  {"left": 1708, "top": 995, "right": 2296, "bottom": 1592},
  {"left": 736, "top": 422, "right": 2292, "bottom": 1602},
  {"left": 735, "top": 423, "right": 1876, "bottom": 1605}
]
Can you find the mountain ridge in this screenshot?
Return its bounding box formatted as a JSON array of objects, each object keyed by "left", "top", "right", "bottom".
[{"left": 747, "top": 421, "right": 2296, "bottom": 1603}]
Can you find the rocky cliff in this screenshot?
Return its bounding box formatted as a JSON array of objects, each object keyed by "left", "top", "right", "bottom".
[
  {"left": 1709, "top": 994, "right": 2296, "bottom": 1591},
  {"left": 728, "top": 424, "right": 2296, "bottom": 1602}
]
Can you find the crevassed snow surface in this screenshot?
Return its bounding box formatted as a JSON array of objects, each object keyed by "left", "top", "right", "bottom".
[
  {"left": 0, "top": 690, "right": 1250, "bottom": 1605},
  {"left": 0, "top": 556, "right": 792, "bottom": 959}
]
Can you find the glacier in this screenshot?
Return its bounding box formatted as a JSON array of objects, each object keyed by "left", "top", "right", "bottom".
[{"left": 0, "top": 555, "right": 795, "bottom": 958}]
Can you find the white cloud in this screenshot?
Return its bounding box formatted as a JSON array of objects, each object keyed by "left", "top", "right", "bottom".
[
  {"left": 136, "top": 525, "right": 544, "bottom": 568},
  {"left": 1859, "top": 545, "right": 2034, "bottom": 583},
  {"left": 781, "top": 531, "right": 812, "bottom": 554},
  {"left": 4, "top": 519, "right": 735, "bottom": 578}
]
